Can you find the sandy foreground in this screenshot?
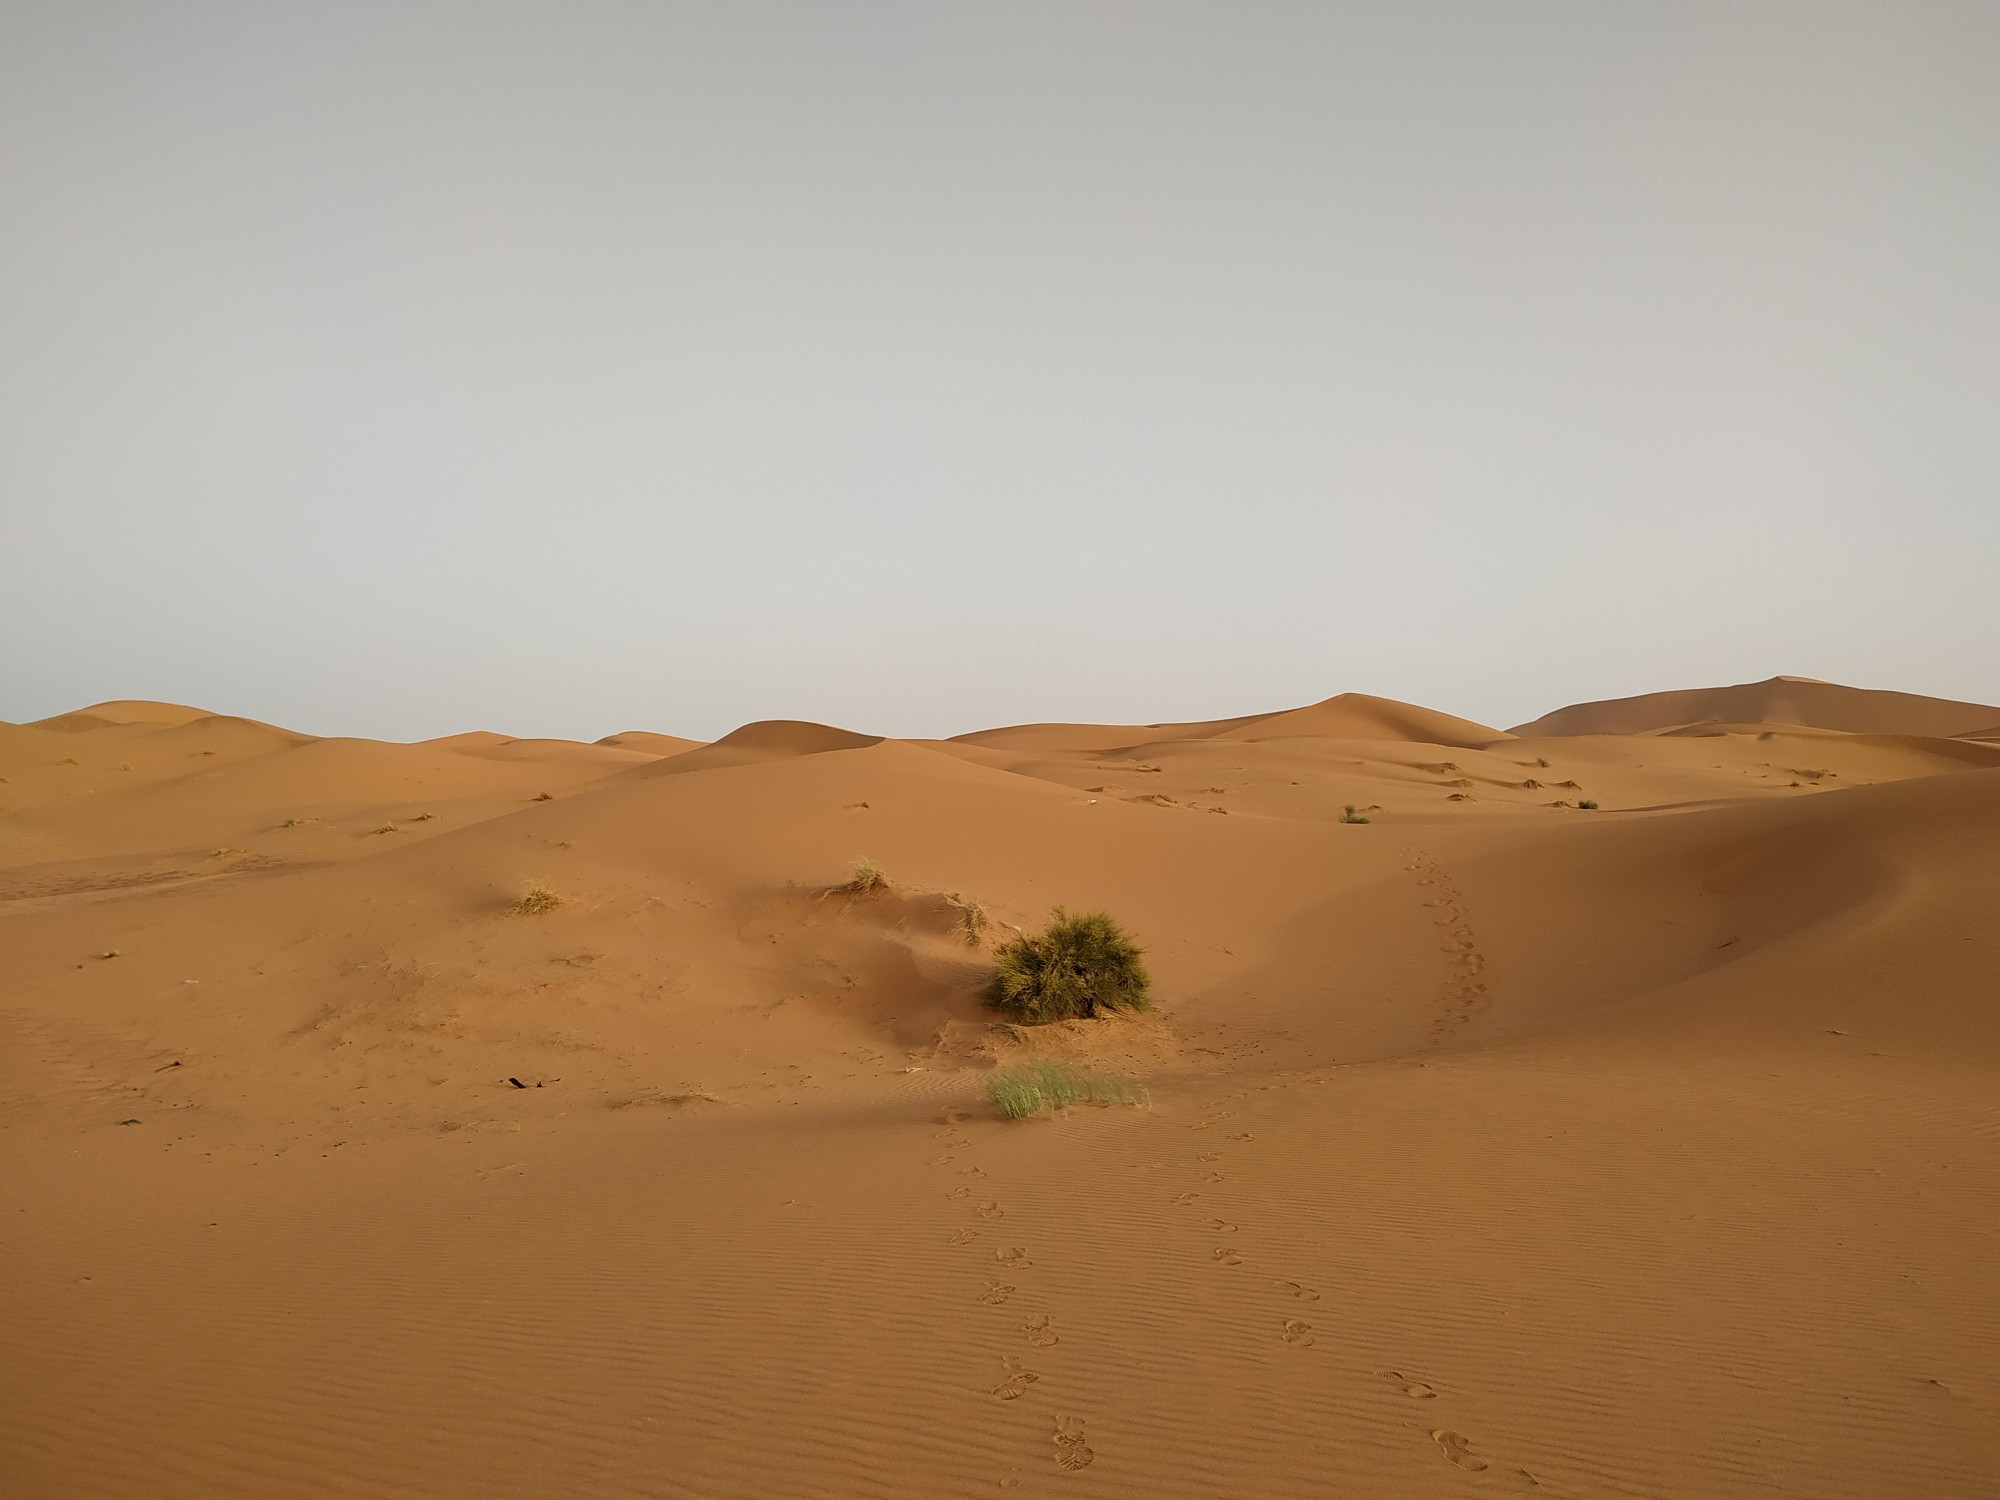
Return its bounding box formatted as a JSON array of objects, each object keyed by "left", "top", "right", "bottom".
[{"left": 4, "top": 676, "right": 1998, "bottom": 1500}]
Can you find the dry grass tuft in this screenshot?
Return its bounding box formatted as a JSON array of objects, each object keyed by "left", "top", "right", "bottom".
[
  {"left": 511, "top": 880, "right": 563, "bottom": 915},
  {"left": 945, "top": 891, "right": 990, "bottom": 943},
  {"left": 839, "top": 856, "right": 889, "bottom": 894},
  {"left": 532, "top": 791, "right": 555, "bottom": 802}
]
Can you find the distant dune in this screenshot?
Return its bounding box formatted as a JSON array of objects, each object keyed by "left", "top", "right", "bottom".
[
  {"left": 1512, "top": 674, "right": 2000, "bottom": 739},
  {"left": 954, "top": 691, "right": 1506, "bottom": 753}
]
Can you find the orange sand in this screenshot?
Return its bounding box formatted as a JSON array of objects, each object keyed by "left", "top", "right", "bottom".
[{"left": 4, "top": 676, "right": 1997, "bottom": 1498}]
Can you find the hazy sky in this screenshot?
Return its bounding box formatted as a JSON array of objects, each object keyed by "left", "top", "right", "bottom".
[{"left": 3, "top": 1, "right": 1995, "bottom": 741}]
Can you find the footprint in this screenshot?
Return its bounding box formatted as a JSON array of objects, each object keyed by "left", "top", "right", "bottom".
[
  {"left": 1053, "top": 1416, "right": 1095, "bottom": 1471},
  {"left": 950, "top": 1228, "right": 978, "bottom": 1246},
  {"left": 1277, "top": 1280, "right": 1321, "bottom": 1302},
  {"left": 1203, "top": 1172, "right": 1225, "bottom": 1184},
  {"left": 996, "top": 1246, "right": 1033, "bottom": 1269},
  {"left": 930, "top": 1154, "right": 957, "bottom": 1166},
  {"left": 1281, "top": 1318, "right": 1316, "bottom": 1347},
  {"left": 1231, "top": 1133, "right": 1255, "bottom": 1142},
  {"left": 1171, "top": 1192, "right": 1200, "bottom": 1206},
  {"left": 1207, "top": 1218, "right": 1239, "bottom": 1234},
  {"left": 1024, "top": 1314, "right": 1059, "bottom": 1347},
  {"left": 949, "top": 1186, "right": 971, "bottom": 1200},
  {"left": 1197, "top": 1151, "right": 1222, "bottom": 1163},
  {"left": 992, "top": 1357, "right": 1040, "bottom": 1401},
  {"left": 960, "top": 1166, "right": 988, "bottom": 1178},
  {"left": 1431, "top": 1429, "right": 1488, "bottom": 1471},
  {"left": 979, "top": 1282, "right": 1016, "bottom": 1306},
  {"left": 978, "top": 1201, "right": 1005, "bottom": 1219},
  {"left": 1211, "top": 1247, "right": 1243, "bottom": 1266}
]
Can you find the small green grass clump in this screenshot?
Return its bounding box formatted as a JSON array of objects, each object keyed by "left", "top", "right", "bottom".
[
  {"left": 989, "top": 1062, "right": 1145, "bottom": 1119},
  {"left": 1578, "top": 799, "right": 1600, "bottom": 810},
  {"left": 1340, "top": 803, "right": 1370, "bottom": 824},
  {"left": 840, "top": 856, "right": 889, "bottom": 894},
  {"left": 990, "top": 908, "right": 1151, "bottom": 1023},
  {"left": 511, "top": 880, "right": 563, "bottom": 915}
]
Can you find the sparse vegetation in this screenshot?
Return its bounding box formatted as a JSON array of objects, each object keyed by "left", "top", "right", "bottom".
[
  {"left": 532, "top": 791, "right": 554, "bottom": 802},
  {"left": 988, "top": 1062, "right": 1146, "bottom": 1119},
  {"left": 990, "top": 908, "right": 1151, "bottom": 1023},
  {"left": 1340, "top": 804, "right": 1370, "bottom": 824},
  {"left": 944, "top": 891, "right": 989, "bottom": 943},
  {"left": 280, "top": 817, "right": 309, "bottom": 828},
  {"left": 1578, "top": 799, "right": 1600, "bottom": 810},
  {"left": 411, "top": 811, "right": 438, "bottom": 822},
  {"left": 369, "top": 823, "right": 400, "bottom": 835},
  {"left": 511, "top": 880, "right": 563, "bottom": 915},
  {"left": 839, "top": 855, "right": 889, "bottom": 894},
  {"left": 1535, "top": 757, "right": 1551, "bottom": 768}
]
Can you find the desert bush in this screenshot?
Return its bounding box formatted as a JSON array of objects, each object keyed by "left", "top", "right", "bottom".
[
  {"left": 990, "top": 908, "right": 1151, "bottom": 1023},
  {"left": 1340, "top": 803, "right": 1370, "bottom": 824},
  {"left": 988, "top": 1062, "right": 1145, "bottom": 1119},
  {"left": 1578, "top": 799, "right": 1599, "bottom": 810}
]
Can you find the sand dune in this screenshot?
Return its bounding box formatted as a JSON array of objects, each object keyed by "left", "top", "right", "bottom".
[
  {"left": 4, "top": 680, "right": 1998, "bottom": 1499},
  {"left": 1513, "top": 672, "right": 2000, "bottom": 739}
]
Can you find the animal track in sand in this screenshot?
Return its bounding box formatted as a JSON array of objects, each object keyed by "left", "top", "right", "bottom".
[
  {"left": 1431, "top": 1429, "right": 1489, "bottom": 1471},
  {"left": 930, "top": 1154, "right": 956, "bottom": 1166},
  {"left": 1281, "top": 1318, "right": 1316, "bottom": 1347},
  {"left": 1053, "top": 1417, "right": 1095, "bottom": 1470},
  {"left": 995, "top": 1246, "right": 1033, "bottom": 1269},
  {"left": 979, "top": 1282, "right": 1016, "bottom": 1305},
  {"left": 1277, "top": 1280, "right": 1321, "bottom": 1302},
  {"left": 949, "top": 1186, "right": 971, "bottom": 1200},
  {"left": 978, "top": 1201, "right": 1005, "bottom": 1219},
  {"left": 1211, "top": 1247, "right": 1243, "bottom": 1266},
  {"left": 1196, "top": 1151, "right": 1222, "bottom": 1163},
  {"left": 1172, "top": 1192, "right": 1200, "bottom": 1205},
  {"left": 951, "top": 1228, "right": 978, "bottom": 1246},
  {"left": 991, "top": 1357, "right": 1040, "bottom": 1401},
  {"left": 1203, "top": 1171, "right": 1225, "bottom": 1184},
  {"left": 1387, "top": 1370, "right": 1439, "bottom": 1399},
  {"left": 1208, "top": 1219, "right": 1239, "bottom": 1234},
  {"left": 1024, "top": 1314, "right": 1059, "bottom": 1347}
]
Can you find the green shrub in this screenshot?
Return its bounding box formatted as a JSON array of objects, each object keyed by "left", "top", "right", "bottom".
[
  {"left": 1578, "top": 799, "right": 1599, "bottom": 810},
  {"left": 990, "top": 908, "right": 1151, "bottom": 1023},
  {"left": 1340, "top": 803, "right": 1370, "bottom": 824},
  {"left": 988, "top": 1062, "right": 1145, "bottom": 1119}
]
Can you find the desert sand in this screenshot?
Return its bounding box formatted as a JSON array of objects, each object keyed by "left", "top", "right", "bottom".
[{"left": 4, "top": 674, "right": 1998, "bottom": 1499}]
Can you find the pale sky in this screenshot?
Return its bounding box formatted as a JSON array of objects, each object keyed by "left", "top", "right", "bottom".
[{"left": 3, "top": 1, "right": 1995, "bottom": 741}]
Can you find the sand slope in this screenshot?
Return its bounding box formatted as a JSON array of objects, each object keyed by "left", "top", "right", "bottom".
[{"left": 3, "top": 683, "right": 1998, "bottom": 1499}]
